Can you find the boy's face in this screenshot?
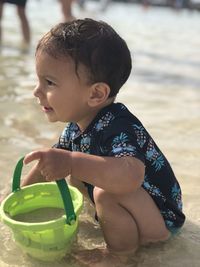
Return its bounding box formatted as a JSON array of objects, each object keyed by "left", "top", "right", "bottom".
[{"left": 34, "top": 51, "right": 93, "bottom": 128}]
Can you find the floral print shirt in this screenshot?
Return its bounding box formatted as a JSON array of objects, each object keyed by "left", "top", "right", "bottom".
[{"left": 55, "top": 102, "right": 185, "bottom": 230}]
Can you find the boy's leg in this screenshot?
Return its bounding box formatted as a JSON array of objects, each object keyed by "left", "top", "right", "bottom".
[
  {"left": 94, "top": 186, "right": 139, "bottom": 252},
  {"left": 68, "top": 175, "right": 89, "bottom": 196},
  {"left": 16, "top": 5, "right": 30, "bottom": 44},
  {"left": 94, "top": 186, "right": 170, "bottom": 252}
]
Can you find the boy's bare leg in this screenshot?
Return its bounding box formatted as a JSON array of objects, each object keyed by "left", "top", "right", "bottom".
[
  {"left": 69, "top": 178, "right": 170, "bottom": 265},
  {"left": 69, "top": 179, "right": 170, "bottom": 247},
  {"left": 94, "top": 186, "right": 170, "bottom": 251},
  {"left": 94, "top": 187, "right": 139, "bottom": 252},
  {"left": 16, "top": 5, "right": 30, "bottom": 45},
  {"left": 76, "top": 187, "right": 170, "bottom": 266}
]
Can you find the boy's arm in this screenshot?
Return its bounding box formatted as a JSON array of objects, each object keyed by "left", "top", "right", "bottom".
[
  {"left": 71, "top": 152, "right": 144, "bottom": 194},
  {"left": 24, "top": 148, "right": 145, "bottom": 195},
  {"left": 21, "top": 163, "right": 46, "bottom": 187}
]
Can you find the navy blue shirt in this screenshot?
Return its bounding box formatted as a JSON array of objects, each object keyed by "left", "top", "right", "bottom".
[{"left": 55, "top": 103, "right": 185, "bottom": 230}]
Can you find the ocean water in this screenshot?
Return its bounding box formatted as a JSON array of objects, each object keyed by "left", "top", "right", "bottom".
[{"left": 0, "top": 1, "right": 200, "bottom": 266}]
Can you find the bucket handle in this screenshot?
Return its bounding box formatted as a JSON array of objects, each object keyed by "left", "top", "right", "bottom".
[{"left": 12, "top": 157, "right": 76, "bottom": 225}]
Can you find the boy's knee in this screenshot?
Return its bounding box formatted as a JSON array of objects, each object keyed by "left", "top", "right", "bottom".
[{"left": 93, "top": 187, "right": 111, "bottom": 206}]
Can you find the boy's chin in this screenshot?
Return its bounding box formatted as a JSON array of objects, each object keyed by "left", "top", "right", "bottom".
[{"left": 45, "top": 115, "right": 58, "bottom": 123}]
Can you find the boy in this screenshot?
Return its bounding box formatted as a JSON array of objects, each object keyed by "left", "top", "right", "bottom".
[{"left": 22, "top": 18, "right": 185, "bottom": 263}]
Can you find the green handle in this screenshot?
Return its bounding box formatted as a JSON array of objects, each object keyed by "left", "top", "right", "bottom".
[
  {"left": 56, "top": 179, "right": 76, "bottom": 225},
  {"left": 12, "top": 157, "right": 76, "bottom": 225}
]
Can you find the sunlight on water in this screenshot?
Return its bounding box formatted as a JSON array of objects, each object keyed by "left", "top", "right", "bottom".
[{"left": 0, "top": 1, "right": 200, "bottom": 266}]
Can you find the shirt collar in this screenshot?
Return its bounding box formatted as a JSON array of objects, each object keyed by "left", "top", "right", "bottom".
[{"left": 71, "top": 102, "right": 125, "bottom": 139}]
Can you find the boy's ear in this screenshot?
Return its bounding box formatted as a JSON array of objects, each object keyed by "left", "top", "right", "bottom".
[{"left": 88, "top": 83, "right": 110, "bottom": 107}]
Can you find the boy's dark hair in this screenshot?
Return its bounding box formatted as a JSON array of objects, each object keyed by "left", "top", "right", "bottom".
[{"left": 36, "top": 18, "right": 132, "bottom": 98}]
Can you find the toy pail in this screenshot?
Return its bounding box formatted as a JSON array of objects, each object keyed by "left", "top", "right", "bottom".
[{"left": 0, "top": 157, "right": 83, "bottom": 261}]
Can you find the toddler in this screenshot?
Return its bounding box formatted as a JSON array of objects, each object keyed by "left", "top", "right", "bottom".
[{"left": 22, "top": 18, "right": 185, "bottom": 264}]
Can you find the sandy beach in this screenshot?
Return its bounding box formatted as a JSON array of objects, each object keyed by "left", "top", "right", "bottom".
[{"left": 0, "top": 1, "right": 200, "bottom": 266}]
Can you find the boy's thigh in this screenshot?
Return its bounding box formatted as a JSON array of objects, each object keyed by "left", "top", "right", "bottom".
[
  {"left": 117, "top": 187, "right": 170, "bottom": 244},
  {"left": 68, "top": 175, "right": 92, "bottom": 199},
  {"left": 68, "top": 178, "right": 170, "bottom": 244}
]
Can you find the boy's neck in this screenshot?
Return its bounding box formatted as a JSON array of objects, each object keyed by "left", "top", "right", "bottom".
[{"left": 77, "top": 97, "right": 115, "bottom": 132}]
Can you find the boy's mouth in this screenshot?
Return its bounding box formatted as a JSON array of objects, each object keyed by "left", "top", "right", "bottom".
[{"left": 42, "top": 106, "right": 53, "bottom": 112}]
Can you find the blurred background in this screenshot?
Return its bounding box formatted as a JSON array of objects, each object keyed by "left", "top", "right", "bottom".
[{"left": 0, "top": 1, "right": 200, "bottom": 266}]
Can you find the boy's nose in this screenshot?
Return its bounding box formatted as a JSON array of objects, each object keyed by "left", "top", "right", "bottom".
[{"left": 33, "top": 84, "right": 42, "bottom": 98}]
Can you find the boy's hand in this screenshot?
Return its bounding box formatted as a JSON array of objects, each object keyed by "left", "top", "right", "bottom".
[{"left": 23, "top": 148, "right": 72, "bottom": 181}]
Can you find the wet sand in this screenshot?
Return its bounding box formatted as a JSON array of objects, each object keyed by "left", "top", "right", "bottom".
[{"left": 0, "top": 1, "right": 200, "bottom": 266}]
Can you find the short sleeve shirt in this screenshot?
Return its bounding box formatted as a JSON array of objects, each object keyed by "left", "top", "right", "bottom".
[{"left": 54, "top": 103, "right": 185, "bottom": 230}]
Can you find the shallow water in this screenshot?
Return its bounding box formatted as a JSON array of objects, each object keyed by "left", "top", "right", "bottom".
[
  {"left": 10, "top": 208, "right": 65, "bottom": 223},
  {"left": 0, "top": 1, "right": 200, "bottom": 266}
]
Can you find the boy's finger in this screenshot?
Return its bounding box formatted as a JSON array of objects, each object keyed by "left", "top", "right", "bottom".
[{"left": 23, "top": 151, "right": 43, "bottom": 165}]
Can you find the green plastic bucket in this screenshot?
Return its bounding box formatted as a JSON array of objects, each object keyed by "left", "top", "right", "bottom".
[{"left": 0, "top": 157, "right": 83, "bottom": 261}]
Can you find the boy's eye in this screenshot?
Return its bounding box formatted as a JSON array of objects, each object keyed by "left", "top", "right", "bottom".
[{"left": 46, "top": 79, "right": 55, "bottom": 86}]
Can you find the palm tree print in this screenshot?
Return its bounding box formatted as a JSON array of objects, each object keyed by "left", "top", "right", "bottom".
[
  {"left": 172, "top": 183, "right": 182, "bottom": 210},
  {"left": 146, "top": 139, "right": 165, "bottom": 171},
  {"left": 94, "top": 112, "right": 114, "bottom": 132},
  {"left": 80, "top": 134, "right": 91, "bottom": 153},
  {"left": 111, "top": 132, "right": 136, "bottom": 156},
  {"left": 152, "top": 154, "right": 165, "bottom": 172},
  {"left": 132, "top": 124, "right": 147, "bottom": 148},
  {"left": 112, "top": 132, "right": 129, "bottom": 144},
  {"left": 161, "top": 209, "right": 176, "bottom": 221},
  {"left": 143, "top": 178, "right": 166, "bottom": 201}
]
